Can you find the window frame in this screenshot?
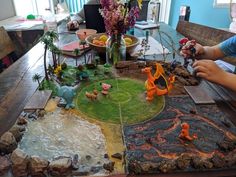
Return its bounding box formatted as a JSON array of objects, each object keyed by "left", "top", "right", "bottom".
[{"left": 213, "top": 0, "right": 231, "bottom": 8}]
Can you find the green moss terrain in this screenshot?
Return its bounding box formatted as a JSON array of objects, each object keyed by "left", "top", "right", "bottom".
[{"left": 76, "top": 78, "right": 165, "bottom": 125}]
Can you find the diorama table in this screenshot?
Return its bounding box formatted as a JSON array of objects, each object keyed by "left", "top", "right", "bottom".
[{"left": 0, "top": 22, "right": 236, "bottom": 177}]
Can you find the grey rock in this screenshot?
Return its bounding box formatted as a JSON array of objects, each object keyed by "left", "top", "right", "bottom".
[
  {"left": 103, "top": 161, "right": 115, "bottom": 172},
  {"left": 176, "top": 154, "right": 192, "bottom": 170},
  {"left": 85, "top": 155, "right": 91, "bottom": 161},
  {"left": 104, "top": 153, "right": 109, "bottom": 159},
  {"left": 158, "top": 160, "right": 176, "bottom": 173},
  {"left": 192, "top": 156, "right": 213, "bottom": 169},
  {"left": 36, "top": 109, "right": 46, "bottom": 118},
  {"left": 17, "top": 117, "right": 28, "bottom": 125},
  {"left": 9, "top": 125, "right": 25, "bottom": 142},
  {"left": 72, "top": 154, "right": 80, "bottom": 170},
  {"left": 0, "top": 132, "right": 17, "bottom": 154},
  {"left": 11, "top": 148, "right": 29, "bottom": 177},
  {"left": 72, "top": 165, "right": 90, "bottom": 176},
  {"left": 111, "top": 152, "right": 122, "bottom": 160},
  {"left": 29, "top": 156, "right": 49, "bottom": 177},
  {"left": 0, "top": 155, "right": 11, "bottom": 176},
  {"left": 49, "top": 157, "right": 72, "bottom": 176},
  {"left": 90, "top": 165, "right": 103, "bottom": 173}
]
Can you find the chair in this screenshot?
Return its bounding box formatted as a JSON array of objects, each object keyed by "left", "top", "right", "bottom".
[
  {"left": 84, "top": 4, "right": 106, "bottom": 33},
  {"left": 0, "top": 27, "right": 15, "bottom": 71}
]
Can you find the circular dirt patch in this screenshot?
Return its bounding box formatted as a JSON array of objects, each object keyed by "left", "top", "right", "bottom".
[{"left": 76, "top": 78, "right": 165, "bottom": 125}]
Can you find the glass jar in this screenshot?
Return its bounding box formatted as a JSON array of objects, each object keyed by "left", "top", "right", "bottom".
[{"left": 106, "top": 33, "right": 126, "bottom": 65}]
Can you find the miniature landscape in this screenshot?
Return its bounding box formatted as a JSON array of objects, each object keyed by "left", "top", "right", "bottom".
[
  {"left": 0, "top": 31, "right": 236, "bottom": 177},
  {"left": 1, "top": 57, "right": 236, "bottom": 177}
]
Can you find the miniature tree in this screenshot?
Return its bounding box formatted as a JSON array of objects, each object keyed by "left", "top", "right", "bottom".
[
  {"left": 32, "top": 73, "right": 42, "bottom": 89},
  {"left": 40, "top": 31, "right": 59, "bottom": 80},
  {"left": 73, "top": 48, "right": 80, "bottom": 66}
]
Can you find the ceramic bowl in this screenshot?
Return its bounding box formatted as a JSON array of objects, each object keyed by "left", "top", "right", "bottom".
[
  {"left": 76, "top": 29, "right": 97, "bottom": 41},
  {"left": 85, "top": 33, "right": 140, "bottom": 54}
]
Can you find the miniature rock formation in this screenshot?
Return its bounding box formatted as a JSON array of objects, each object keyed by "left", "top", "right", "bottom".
[
  {"left": 29, "top": 156, "right": 49, "bottom": 177},
  {"left": 11, "top": 149, "right": 29, "bottom": 177},
  {"left": 0, "top": 156, "right": 11, "bottom": 175},
  {"left": 111, "top": 153, "right": 122, "bottom": 160},
  {"left": 103, "top": 161, "right": 115, "bottom": 172},
  {"left": 0, "top": 131, "right": 17, "bottom": 154},
  {"left": 48, "top": 157, "right": 72, "bottom": 176}
]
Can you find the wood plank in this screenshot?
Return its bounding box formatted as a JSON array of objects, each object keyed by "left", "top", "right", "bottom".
[
  {"left": 0, "top": 42, "right": 45, "bottom": 136},
  {"left": 24, "top": 90, "right": 52, "bottom": 110},
  {"left": 0, "top": 26, "right": 15, "bottom": 59},
  {"left": 184, "top": 85, "right": 215, "bottom": 104}
]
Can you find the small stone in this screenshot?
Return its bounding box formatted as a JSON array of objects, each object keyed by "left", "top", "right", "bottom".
[
  {"left": 111, "top": 153, "right": 122, "bottom": 160},
  {"left": 36, "top": 109, "right": 46, "bottom": 118},
  {"left": 103, "top": 161, "right": 115, "bottom": 172},
  {"left": 140, "top": 162, "right": 159, "bottom": 173},
  {"left": 104, "top": 153, "right": 109, "bottom": 159},
  {"left": 211, "top": 154, "right": 225, "bottom": 168},
  {"left": 72, "top": 154, "right": 80, "bottom": 170},
  {"left": 217, "top": 139, "right": 236, "bottom": 152},
  {"left": 158, "top": 160, "right": 176, "bottom": 173},
  {"left": 29, "top": 156, "right": 49, "bottom": 177},
  {"left": 0, "top": 156, "right": 11, "bottom": 176},
  {"left": 0, "top": 131, "right": 17, "bottom": 154},
  {"left": 189, "top": 108, "right": 196, "bottom": 114},
  {"left": 90, "top": 165, "right": 103, "bottom": 173},
  {"left": 9, "top": 125, "right": 25, "bottom": 142},
  {"left": 225, "top": 151, "right": 236, "bottom": 167},
  {"left": 28, "top": 113, "right": 37, "bottom": 120},
  {"left": 72, "top": 165, "right": 90, "bottom": 176},
  {"left": 192, "top": 156, "right": 213, "bottom": 169},
  {"left": 176, "top": 154, "right": 192, "bottom": 170},
  {"left": 85, "top": 155, "right": 91, "bottom": 161},
  {"left": 11, "top": 149, "right": 29, "bottom": 177},
  {"left": 17, "top": 117, "right": 28, "bottom": 125},
  {"left": 49, "top": 157, "right": 72, "bottom": 176}
]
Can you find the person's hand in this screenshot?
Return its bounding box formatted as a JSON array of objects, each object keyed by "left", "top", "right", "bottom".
[
  {"left": 192, "top": 60, "right": 228, "bottom": 84},
  {"left": 67, "top": 20, "right": 79, "bottom": 31},
  {"left": 180, "top": 43, "right": 205, "bottom": 59}
]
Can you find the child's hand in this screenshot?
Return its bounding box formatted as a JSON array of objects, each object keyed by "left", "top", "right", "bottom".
[
  {"left": 192, "top": 60, "right": 227, "bottom": 84},
  {"left": 180, "top": 43, "right": 204, "bottom": 58}
]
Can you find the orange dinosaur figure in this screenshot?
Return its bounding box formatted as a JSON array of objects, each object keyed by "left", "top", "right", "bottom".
[
  {"left": 141, "top": 63, "right": 175, "bottom": 101},
  {"left": 179, "top": 122, "right": 197, "bottom": 141}
]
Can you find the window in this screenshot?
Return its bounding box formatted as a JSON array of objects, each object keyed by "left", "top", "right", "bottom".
[
  {"left": 214, "top": 0, "right": 231, "bottom": 7},
  {"left": 13, "top": 0, "right": 54, "bottom": 17}
]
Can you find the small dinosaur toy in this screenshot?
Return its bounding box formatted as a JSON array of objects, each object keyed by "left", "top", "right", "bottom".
[{"left": 179, "top": 122, "right": 197, "bottom": 141}]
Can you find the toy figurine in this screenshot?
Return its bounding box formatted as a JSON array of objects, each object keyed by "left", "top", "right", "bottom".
[
  {"left": 179, "top": 38, "right": 196, "bottom": 68},
  {"left": 142, "top": 63, "right": 175, "bottom": 101},
  {"left": 179, "top": 122, "right": 197, "bottom": 141},
  {"left": 101, "top": 83, "right": 112, "bottom": 95},
  {"left": 85, "top": 89, "right": 98, "bottom": 101}
]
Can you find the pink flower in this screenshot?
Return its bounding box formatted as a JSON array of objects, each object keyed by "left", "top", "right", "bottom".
[{"left": 100, "top": 0, "right": 141, "bottom": 35}]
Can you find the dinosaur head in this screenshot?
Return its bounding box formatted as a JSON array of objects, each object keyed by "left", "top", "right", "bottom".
[
  {"left": 141, "top": 67, "right": 152, "bottom": 73},
  {"left": 181, "top": 122, "right": 190, "bottom": 129}
]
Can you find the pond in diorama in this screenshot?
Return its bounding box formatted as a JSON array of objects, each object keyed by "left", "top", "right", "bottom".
[{"left": 1, "top": 60, "right": 236, "bottom": 177}]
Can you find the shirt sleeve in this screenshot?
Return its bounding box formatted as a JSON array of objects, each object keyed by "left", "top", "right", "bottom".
[{"left": 219, "top": 35, "right": 236, "bottom": 57}]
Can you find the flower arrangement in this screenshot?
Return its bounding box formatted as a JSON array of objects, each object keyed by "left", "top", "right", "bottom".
[{"left": 99, "top": 0, "right": 142, "bottom": 35}]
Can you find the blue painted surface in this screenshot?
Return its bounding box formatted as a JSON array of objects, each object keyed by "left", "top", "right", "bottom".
[{"left": 169, "top": 0, "right": 231, "bottom": 29}]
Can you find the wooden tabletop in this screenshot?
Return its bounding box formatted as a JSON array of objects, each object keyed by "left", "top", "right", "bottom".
[{"left": 0, "top": 22, "right": 236, "bottom": 176}]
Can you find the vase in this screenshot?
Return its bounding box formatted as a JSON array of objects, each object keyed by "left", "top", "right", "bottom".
[{"left": 106, "top": 33, "right": 126, "bottom": 65}]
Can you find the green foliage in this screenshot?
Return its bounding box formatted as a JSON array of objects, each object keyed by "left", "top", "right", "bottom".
[
  {"left": 41, "top": 80, "right": 58, "bottom": 96},
  {"left": 76, "top": 78, "right": 165, "bottom": 125}
]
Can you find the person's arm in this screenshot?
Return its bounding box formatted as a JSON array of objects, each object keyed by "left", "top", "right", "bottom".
[
  {"left": 181, "top": 43, "right": 225, "bottom": 60},
  {"left": 193, "top": 59, "right": 236, "bottom": 92}
]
